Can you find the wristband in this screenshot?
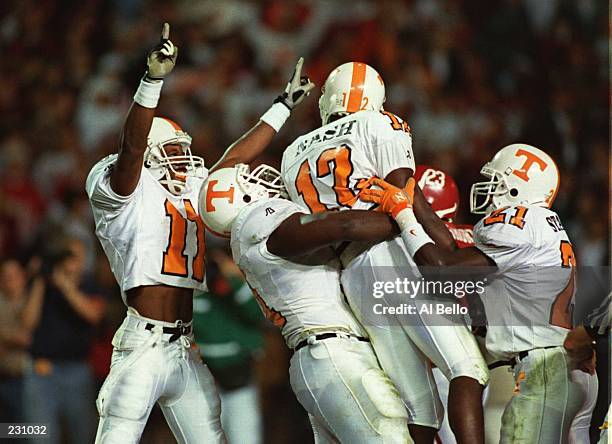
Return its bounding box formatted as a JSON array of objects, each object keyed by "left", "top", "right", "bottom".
[
  {"left": 260, "top": 102, "right": 291, "bottom": 132},
  {"left": 133, "top": 77, "right": 163, "bottom": 108},
  {"left": 391, "top": 201, "right": 411, "bottom": 218},
  {"left": 273, "top": 94, "right": 292, "bottom": 111},
  {"left": 395, "top": 207, "right": 434, "bottom": 257}
]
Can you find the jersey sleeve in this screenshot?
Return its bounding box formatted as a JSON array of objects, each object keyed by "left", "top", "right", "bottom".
[
  {"left": 232, "top": 198, "right": 305, "bottom": 260},
  {"left": 473, "top": 209, "right": 534, "bottom": 273},
  {"left": 365, "top": 111, "right": 416, "bottom": 179},
  {"left": 85, "top": 155, "right": 140, "bottom": 212}
]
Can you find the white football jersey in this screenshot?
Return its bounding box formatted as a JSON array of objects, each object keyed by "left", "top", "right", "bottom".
[
  {"left": 230, "top": 197, "right": 366, "bottom": 349},
  {"left": 474, "top": 205, "right": 576, "bottom": 359},
  {"left": 281, "top": 109, "right": 419, "bottom": 296},
  {"left": 281, "top": 110, "right": 415, "bottom": 212},
  {"left": 86, "top": 154, "right": 208, "bottom": 304}
]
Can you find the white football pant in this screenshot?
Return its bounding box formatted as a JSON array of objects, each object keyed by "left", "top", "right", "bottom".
[
  {"left": 94, "top": 310, "right": 226, "bottom": 444},
  {"left": 569, "top": 369, "right": 598, "bottom": 444},
  {"left": 289, "top": 336, "right": 413, "bottom": 443},
  {"left": 500, "top": 347, "right": 586, "bottom": 444},
  {"left": 341, "top": 242, "right": 488, "bottom": 427}
]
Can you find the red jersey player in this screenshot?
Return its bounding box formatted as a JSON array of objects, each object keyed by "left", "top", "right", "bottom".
[
  {"left": 415, "top": 165, "right": 473, "bottom": 248},
  {"left": 415, "top": 165, "right": 475, "bottom": 444}
]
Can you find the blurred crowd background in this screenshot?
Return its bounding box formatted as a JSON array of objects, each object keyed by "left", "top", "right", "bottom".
[{"left": 0, "top": 0, "right": 608, "bottom": 443}]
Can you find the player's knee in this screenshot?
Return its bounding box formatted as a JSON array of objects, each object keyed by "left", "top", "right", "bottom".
[
  {"left": 361, "top": 368, "right": 412, "bottom": 439},
  {"left": 362, "top": 369, "right": 408, "bottom": 419}
]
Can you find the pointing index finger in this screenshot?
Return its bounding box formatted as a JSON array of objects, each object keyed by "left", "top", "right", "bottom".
[
  {"left": 293, "top": 57, "right": 304, "bottom": 80},
  {"left": 161, "top": 22, "right": 170, "bottom": 40}
]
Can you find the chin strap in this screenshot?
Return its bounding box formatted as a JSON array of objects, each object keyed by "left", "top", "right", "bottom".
[{"left": 159, "top": 169, "right": 190, "bottom": 195}]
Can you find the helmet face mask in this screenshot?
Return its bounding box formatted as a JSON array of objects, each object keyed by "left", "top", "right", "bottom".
[
  {"left": 470, "top": 144, "right": 559, "bottom": 215},
  {"left": 470, "top": 166, "right": 509, "bottom": 214},
  {"left": 236, "top": 164, "right": 287, "bottom": 200},
  {"left": 145, "top": 118, "right": 205, "bottom": 195},
  {"left": 319, "top": 62, "right": 386, "bottom": 125},
  {"left": 200, "top": 164, "right": 287, "bottom": 237}
]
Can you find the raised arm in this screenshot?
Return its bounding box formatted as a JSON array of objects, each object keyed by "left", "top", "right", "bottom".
[
  {"left": 267, "top": 210, "right": 398, "bottom": 259},
  {"left": 385, "top": 167, "right": 458, "bottom": 252},
  {"left": 110, "top": 23, "right": 178, "bottom": 196},
  {"left": 211, "top": 58, "right": 315, "bottom": 172}
]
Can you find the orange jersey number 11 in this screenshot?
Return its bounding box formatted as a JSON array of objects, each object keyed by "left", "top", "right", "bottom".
[{"left": 162, "top": 199, "right": 205, "bottom": 282}]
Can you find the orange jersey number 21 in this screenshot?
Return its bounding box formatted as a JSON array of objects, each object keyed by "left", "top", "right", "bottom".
[
  {"left": 162, "top": 199, "right": 205, "bottom": 282},
  {"left": 483, "top": 206, "right": 528, "bottom": 229}
]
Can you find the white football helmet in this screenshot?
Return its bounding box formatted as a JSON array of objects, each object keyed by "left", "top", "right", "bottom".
[
  {"left": 318, "top": 62, "right": 386, "bottom": 125},
  {"left": 199, "top": 163, "right": 287, "bottom": 237},
  {"left": 470, "top": 143, "right": 560, "bottom": 214},
  {"left": 145, "top": 117, "right": 205, "bottom": 195}
]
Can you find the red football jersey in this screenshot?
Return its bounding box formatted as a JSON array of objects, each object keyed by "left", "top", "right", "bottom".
[{"left": 445, "top": 222, "right": 474, "bottom": 248}]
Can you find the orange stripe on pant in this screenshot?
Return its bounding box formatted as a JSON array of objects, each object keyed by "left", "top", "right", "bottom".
[{"left": 346, "top": 62, "right": 367, "bottom": 113}]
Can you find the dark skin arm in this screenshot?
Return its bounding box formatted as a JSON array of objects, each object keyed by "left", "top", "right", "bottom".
[
  {"left": 212, "top": 57, "right": 314, "bottom": 172},
  {"left": 112, "top": 97, "right": 280, "bottom": 193},
  {"left": 267, "top": 210, "right": 399, "bottom": 260},
  {"left": 413, "top": 243, "right": 495, "bottom": 267},
  {"left": 110, "top": 103, "right": 155, "bottom": 196},
  {"left": 385, "top": 167, "right": 458, "bottom": 252},
  {"left": 111, "top": 97, "right": 278, "bottom": 194},
  {"left": 380, "top": 169, "right": 494, "bottom": 267},
  {"left": 563, "top": 326, "right": 596, "bottom": 374},
  {"left": 211, "top": 122, "right": 277, "bottom": 172},
  {"left": 110, "top": 24, "right": 175, "bottom": 196},
  {"left": 109, "top": 20, "right": 282, "bottom": 193}
]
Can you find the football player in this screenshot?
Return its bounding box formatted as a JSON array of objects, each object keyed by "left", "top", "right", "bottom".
[
  {"left": 415, "top": 165, "right": 474, "bottom": 249},
  {"left": 415, "top": 165, "right": 481, "bottom": 444},
  {"left": 360, "top": 143, "right": 595, "bottom": 443},
  {"left": 281, "top": 62, "right": 488, "bottom": 443},
  {"left": 416, "top": 164, "right": 599, "bottom": 444},
  {"left": 564, "top": 292, "right": 609, "bottom": 443},
  {"left": 86, "top": 24, "right": 314, "bottom": 444},
  {"left": 200, "top": 164, "right": 412, "bottom": 443}
]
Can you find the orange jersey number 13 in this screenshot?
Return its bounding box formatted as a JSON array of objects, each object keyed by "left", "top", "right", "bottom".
[{"left": 162, "top": 199, "right": 205, "bottom": 282}]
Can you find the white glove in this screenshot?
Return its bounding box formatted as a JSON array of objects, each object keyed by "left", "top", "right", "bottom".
[
  {"left": 274, "top": 57, "right": 315, "bottom": 110},
  {"left": 145, "top": 23, "right": 178, "bottom": 81}
]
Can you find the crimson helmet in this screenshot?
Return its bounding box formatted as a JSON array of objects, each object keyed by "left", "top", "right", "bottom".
[{"left": 414, "top": 165, "right": 460, "bottom": 222}]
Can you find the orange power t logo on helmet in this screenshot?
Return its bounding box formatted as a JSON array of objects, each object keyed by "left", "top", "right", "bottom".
[
  {"left": 512, "top": 148, "right": 548, "bottom": 182},
  {"left": 205, "top": 180, "right": 235, "bottom": 212}
]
